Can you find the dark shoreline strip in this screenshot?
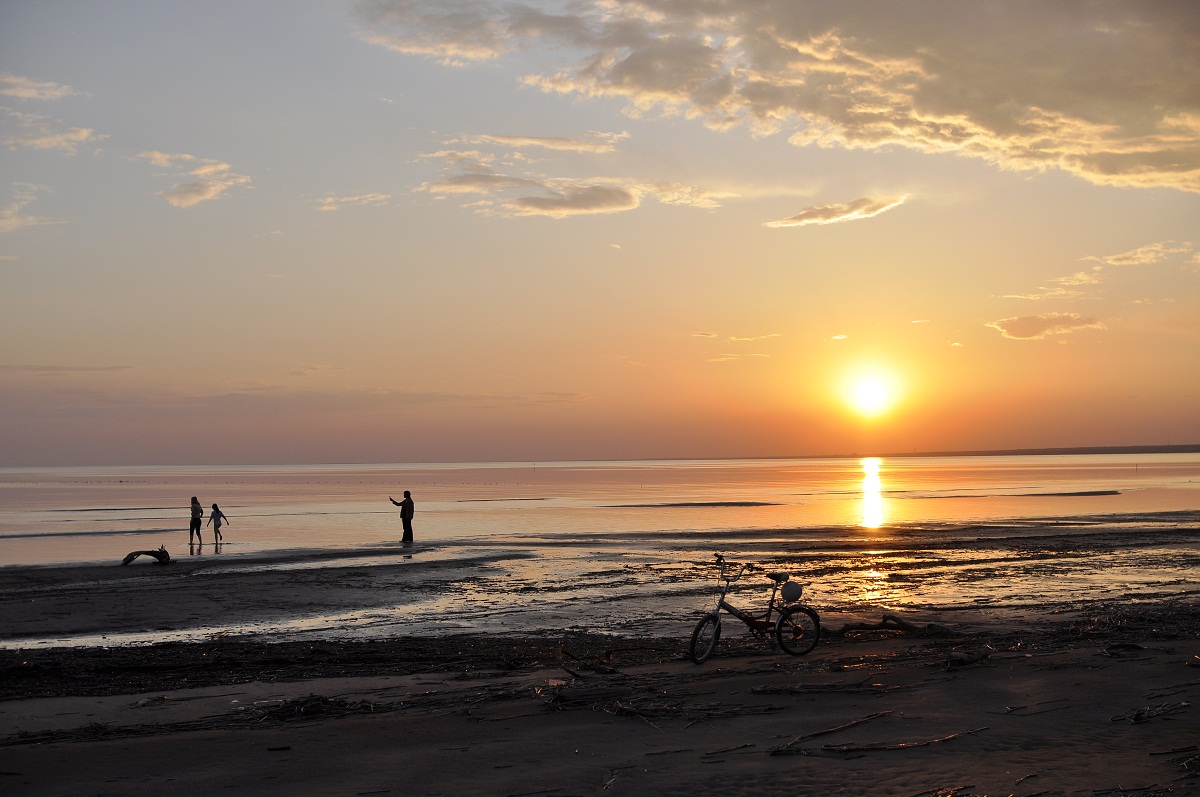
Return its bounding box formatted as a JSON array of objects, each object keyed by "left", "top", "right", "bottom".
[{"left": 905, "top": 490, "right": 1120, "bottom": 500}]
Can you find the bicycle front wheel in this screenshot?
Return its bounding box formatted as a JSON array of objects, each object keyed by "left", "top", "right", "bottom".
[
  {"left": 690, "top": 614, "right": 721, "bottom": 664},
  {"left": 775, "top": 605, "right": 820, "bottom": 655}
]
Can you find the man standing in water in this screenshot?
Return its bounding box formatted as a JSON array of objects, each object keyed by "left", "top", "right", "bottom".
[{"left": 389, "top": 491, "right": 414, "bottom": 543}]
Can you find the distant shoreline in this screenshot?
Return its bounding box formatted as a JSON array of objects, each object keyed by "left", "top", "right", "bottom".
[{"left": 2, "top": 443, "right": 1198, "bottom": 470}]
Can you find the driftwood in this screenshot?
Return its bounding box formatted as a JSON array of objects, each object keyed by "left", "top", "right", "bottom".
[
  {"left": 1110, "top": 701, "right": 1191, "bottom": 724},
  {"left": 946, "top": 646, "right": 993, "bottom": 669},
  {"left": 771, "top": 711, "right": 893, "bottom": 755},
  {"left": 832, "top": 614, "right": 961, "bottom": 636},
  {"left": 822, "top": 726, "right": 987, "bottom": 753},
  {"left": 121, "top": 546, "right": 171, "bottom": 566}
]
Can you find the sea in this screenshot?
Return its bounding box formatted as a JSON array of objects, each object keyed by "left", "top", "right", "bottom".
[{"left": 2, "top": 454, "right": 1198, "bottom": 645}]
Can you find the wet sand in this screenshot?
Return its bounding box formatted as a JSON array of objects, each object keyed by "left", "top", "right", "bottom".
[
  {"left": 3, "top": 512, "right": 1199, "bottom": 649},
  {"left": 2, "top": 558, "right": 1199, "bottom": 795},
  {"left": 2, "top": 613, "right": 1199, "bottom": 795}
]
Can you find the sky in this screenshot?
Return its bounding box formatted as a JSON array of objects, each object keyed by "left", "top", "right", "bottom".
[{"left": 1, "top": 0, "right": 1198, "bottom": 467}]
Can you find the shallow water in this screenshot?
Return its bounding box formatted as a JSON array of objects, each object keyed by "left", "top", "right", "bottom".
[
  {"left": 1, "top": 455, "right": 1197, "bottom": 649},
  {"left": 2, "top": 454, "right": 1198, "bottom": 567}
]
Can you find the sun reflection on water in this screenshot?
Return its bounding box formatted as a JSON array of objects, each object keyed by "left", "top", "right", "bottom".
[{"left": 861, "top": 457, "right": 885, "bottom": 528}]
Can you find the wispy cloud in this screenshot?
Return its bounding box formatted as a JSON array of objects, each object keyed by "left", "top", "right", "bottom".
[
  {"left": 359, "top": 1, "right": 1200, "bottom": 193},
  {"left": 2, "top": 105, "right": 105, "bottom": 155},
  {"left": 317, "top": 193, "right": 391, "bottom": 211},
  {"left": 418, "top": 136, "right": 736, "bottom": 218},
  {"left": 727, "top": 333, "right": 781, "bottom": 342},
  {"left": 0, "top": 74, "right": 76, "bottom": 101},
  {"left": 1084, "top": 241, "right": 1193, "bottom": 266},
  {"left": 764, "top": 195, "right": 907, "bottom": 228},
  {"left": 469, "top": 131, "right": 629, "bottom": 154},
  {"left": 0, "top": 184, "right": 58, "bottom": 234},
  {"left": 985, "top": 313, "right": 1106, "bottom": 340},
  {"left": 1003, "top": 270, "right": 1102, "bottom": 301},
  {"left": 138, "top": 150, "right": 252, "bottom": 208},
  {"left": 694, "top": 329, "right": 780, "bottom": 362},
  {"left": 5, "top": 125, "right": 101, "bottom": 154},
  {"left": 1003, "top": 287, "right": 1087, "bottom": 302}
]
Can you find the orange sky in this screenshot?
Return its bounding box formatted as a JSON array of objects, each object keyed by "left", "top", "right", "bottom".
[{"left": 1, "top": 1, "right": 1198, "bottom": 465}]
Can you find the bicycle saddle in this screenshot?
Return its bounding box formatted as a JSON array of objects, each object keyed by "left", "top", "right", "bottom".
[{"left": 766, "top": 572, "right": 789, "bottom": 583}]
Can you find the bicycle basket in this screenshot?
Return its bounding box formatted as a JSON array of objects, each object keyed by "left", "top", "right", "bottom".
[{"left": 780, "top": 581, "right": 803, "bottom": 603}]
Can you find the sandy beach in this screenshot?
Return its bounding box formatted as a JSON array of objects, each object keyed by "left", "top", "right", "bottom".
[{"left": 2, "top": 556, "right": 1198, "bottom": 796}]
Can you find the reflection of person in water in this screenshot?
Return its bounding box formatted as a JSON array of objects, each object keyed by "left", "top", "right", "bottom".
[
  {"left": 389, "top": 491, "right": 414, "bottom": 543},
  {"left": 189, "top": 497, "right": 204, "bottom": 545},
  {"left": 207, "top": 503, "right": 230, "bottom": 544}
]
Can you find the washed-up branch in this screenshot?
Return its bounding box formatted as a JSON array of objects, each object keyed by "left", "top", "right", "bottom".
[
  {"left": 771, "top": 711, "right": 893, "bottom": 755},
  {"left": 822, "top": 727, "right": 987, "bottom": 753},
  {"left": 831, "top": 614, "right": 962, "bottom": 636},
  {"left": 1110, "top": 701, "right": 1190, "bottom": 723}
]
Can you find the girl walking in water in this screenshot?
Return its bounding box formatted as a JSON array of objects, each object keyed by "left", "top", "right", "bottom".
[{"left": 207, "top": 503, "right": 230, "bottom": 544}]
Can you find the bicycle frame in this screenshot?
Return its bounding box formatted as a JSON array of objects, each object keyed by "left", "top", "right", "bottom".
[{"left": 705, "top": 554, "right": 785, "bottom": 634}]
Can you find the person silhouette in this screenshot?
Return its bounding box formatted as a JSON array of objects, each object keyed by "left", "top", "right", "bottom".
[
  {"left": 189, "top": 496, "right": 204, "bottom": 545},
  {"left": 206, "top": 503, "right": 229, "bottom": 544},
  {"left": 389, "top": 491, "right": 414, "bottom": 543}
]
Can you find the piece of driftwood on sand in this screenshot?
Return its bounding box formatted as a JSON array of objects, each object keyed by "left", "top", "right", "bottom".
[{"left": 120, "top": 546, "right": 171, "bottom": 565}]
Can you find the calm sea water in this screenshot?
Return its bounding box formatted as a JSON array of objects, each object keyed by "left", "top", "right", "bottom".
[
  {"left": 2, "top": 454, "right": 1198, "bottom": 647},
  {"left": 1, "top": 454, "right": 1198, "bottom": 568}
]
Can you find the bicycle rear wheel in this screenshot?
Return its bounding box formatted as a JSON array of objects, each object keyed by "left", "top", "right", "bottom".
[
  {"left": 690, "top": 614, "right": 721, "bottom": 663},
  {"left": 775, "top": 605, "right": 820, "bottom": 655}
]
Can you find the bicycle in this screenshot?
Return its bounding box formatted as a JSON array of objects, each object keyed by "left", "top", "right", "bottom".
[{"left": 689, "top": 553, "right": 821, "bottom": 664}]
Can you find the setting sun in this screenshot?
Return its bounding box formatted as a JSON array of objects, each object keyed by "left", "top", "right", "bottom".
[{"left": 847, "top": 374, "right": 899, "bottom": 418}]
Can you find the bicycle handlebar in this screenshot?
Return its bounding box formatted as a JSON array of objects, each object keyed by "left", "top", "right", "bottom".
[{"left": 718, "top": 560, "right": 750, "bottom": 583}]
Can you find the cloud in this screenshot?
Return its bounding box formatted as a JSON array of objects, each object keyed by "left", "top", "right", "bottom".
[
  {"left": 0, "top": 74, "right": 76, "bottom": 101},
  {"left": 1002, "top": 287, "right": 1087, "bottom": 301},
  {"left": 692, "top": 331, "right": 720, "bottom": 338},
  {"left": 138, "top": 151, "right": 252, "bottom": 208},
  {"left": 1085, "top": 241, "right": 1193, "bottom": 266},
  {"left": 1056, "top": 270, "right": 1103, "bottom": 286},
  {"left": 2, "top": 107, "right": 106, "bottom": 155},
  {"left": 5, "top": 126, "right": 100, "bottom": 154},
  {"left": 728, "top": 333, "right": 781, "bottom": 342},
  {"left": 508, "top": 183, "right": 638, "bottom": 217},
  {"left": 420, "top": 171, "right": 543, "bottom": 196},
  {"left": 1005, "top": 267, "right": 1107, "bottom": 300},
  {"left": 159, "top": 176, "right": 253, "bottom": 208},
  {"left": 139, "top": 150, "right": 195, "bottom": 168},
  {"left": 470, "top": 131, "right": 629, "bottom": 154},
  {"left": 317, "top": 193, "right": 392, "bottom": 211},
  {"left": 418, "top": 141, "right": 734, "bottom": 217},
  {"left": 356, "top": 0, "right": 517, "bottom": 64},
  {"left": 358, "top": 1, "right": 1200, "bottom": 193},
  {"left": 0, "top": 184, "right": 57, "bottom": 234},
  {"left": 189, "top": 162, "right": 231, "bottom": 178},
  {"left": 985, "top": 313, "right": 1106, "bottom": 340},
  {"left": 764, "top": 195, "right": 907, "bottom": 227}
]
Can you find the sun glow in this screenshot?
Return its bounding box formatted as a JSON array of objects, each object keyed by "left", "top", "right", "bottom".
[{"left": 845, "top": 371, "right": 900, "bottom": 418}]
